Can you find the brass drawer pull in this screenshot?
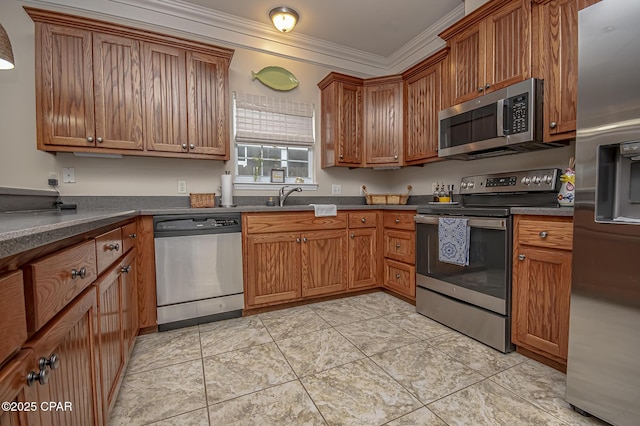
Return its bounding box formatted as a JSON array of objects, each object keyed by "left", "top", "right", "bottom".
[
  {"left": 128, "top": 233, "right": 137, "bottom": 239},
  {"left": 539, "top": 231, "right": 548, "bottom": 239},
  {"left": 71, "top": 267, "right": 87, "bottom": 279},
  {"left": 107, "top": 243, "right": 120, "bottom": 251},
  {"left": 396, "top": 243, "right": 401, "bottom": 249},
  {"left": 361, "top": 218, "right": 366, "bottom": 223}
]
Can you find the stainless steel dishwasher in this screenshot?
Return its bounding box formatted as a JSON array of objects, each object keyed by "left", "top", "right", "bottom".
[{"left": 154, "top": 213, "right": 243, "bottom": 331}]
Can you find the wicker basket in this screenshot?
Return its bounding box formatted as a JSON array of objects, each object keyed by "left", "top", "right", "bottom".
[
  {"left": 189, "top": 193, "right": 216, "bottom": 208},
  {"left": 362, "top": 185, "right": 412, "bottom": 205}
]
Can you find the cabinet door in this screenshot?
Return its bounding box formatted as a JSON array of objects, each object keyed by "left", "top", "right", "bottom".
[
  {"left": 187, "top": 52, "right": 228, "bottom": 157},
  {"left": 404, "top": 62, "right": 441, "bottom": 163},
  {"left": 93, "top": 33, "right": 143, "bottom": 150},
  {"left": 513, "top": 246, "right": 572, "bottom": 362},
  {"left": 143, "top": 43, "right": 188, "bottom": 154},
  {"left": 485, "top": 0, "right": 531, "bottom": 92},
  {"left": 0, "top": 351, "right": 32, "bottom": 426},
  {"left": 364, "top": 80, "right": 403, "bottom": 165},
  {"left": 24, "top": 288, "right": 102, "bottom": 426},
  {"left": 301, "top": 230, "right": 348, "bottom": 297},
  {"left": 121, "top": 250, "right": 138, "bottom": 354},
  {"left": 338, "top": 82, "right": 363, "bottom": 165},
  {"left": 384, "top": 259, "right": 416, "bottom": 298},
  {"left": 96, "top": 264, "right": 124, "bottom": 416},
  {"left": 450, "top": 22, "right": 485, "bottom": 104},
  {"left": 38, "top": 24, "right": 95, "bottom": 148},
  {"left": 539, "top": 0, "right": 598, "bottom": 142},
  {"left": 348, "top": 228, "right": 378, "bottom": 289},
  {"left": 245, "top": 233, "right": 301, "bottom": 307}
]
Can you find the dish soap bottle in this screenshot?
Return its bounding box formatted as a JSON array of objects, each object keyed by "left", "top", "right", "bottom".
[{"left": 558, "top": 157, "right": 576, "bottom": 207}]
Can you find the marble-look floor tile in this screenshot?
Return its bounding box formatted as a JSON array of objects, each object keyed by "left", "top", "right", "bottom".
[
  {"left": 199, "top": 316, "right": 273, "bottom": 357},
  {"left": 371, "top": 341, "right": 484, "bottom": 404},
  {"left": 203, "top": 342, "right": 296, "bottom": 404},
  {"left": 386, "top": 407, "right": 447, "bottom": 426},
  {"left": 335, "top": 317, "right": 420, "bottom": 356},
  {"left": 428, "top": 332, "right": 527, "bottom": 377},
  {"left": 146, "top": 407, "right": 209, "bottom": 426},
  {"left": 276, "top": 328, "right": 365, "bottom": 377},
  {"left": 307, "top": 298, "right": 378, "bottom": 326},
  {"left": 109, "top": 359, "right": 206, "bottom": 426},
  {"left": 126, "top": 326, "right": 201, "bottom": 374},
  {"left": 259, "top": 305, "right": 331, "bottom": 340},
  {"left": 428, "top": 379, "right": 566, "bottom": 426},
  {"left": 301, "top": 358, "right": 421, "bottom": 426},
  {"left": 491, "top": 360, "right": 609, "bottom": 426},
  {"left": 383, "top": 311, "right": 453, "bottom": 341},
  {"left": 208, "top": 381, "right": 326, "bottom": 426},
  {"left": 350, "top": 292, "right": 415, "bottom": 316}
]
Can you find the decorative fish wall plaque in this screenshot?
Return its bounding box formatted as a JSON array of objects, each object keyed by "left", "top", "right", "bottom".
[{"left": 251, "top": 66, "right": 299, "bottom": 91}]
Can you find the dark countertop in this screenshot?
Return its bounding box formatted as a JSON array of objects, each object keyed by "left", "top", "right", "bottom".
[{"left": 0, "top": 205, "right": 418, "bottom": 260}]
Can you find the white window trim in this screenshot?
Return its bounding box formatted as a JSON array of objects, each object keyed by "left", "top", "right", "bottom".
[{"left": 233, "top": 182, "right": 319, "bottom": 191}]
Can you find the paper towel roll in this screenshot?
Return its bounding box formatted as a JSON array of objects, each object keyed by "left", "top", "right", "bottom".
[{"left": 221, "top": 174, "right": 234, "bottom": 207}]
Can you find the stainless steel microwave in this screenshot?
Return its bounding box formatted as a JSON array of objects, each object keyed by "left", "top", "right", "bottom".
[{"left": 438, "top": 79, "right": 550, "bottom": 160}]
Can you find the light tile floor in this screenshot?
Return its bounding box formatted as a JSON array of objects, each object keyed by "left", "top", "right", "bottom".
[{"left": 109, "top": 292, "right": 610, "bottom": 426}]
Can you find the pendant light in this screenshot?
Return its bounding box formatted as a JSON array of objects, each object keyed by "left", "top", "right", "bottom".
[
  {"left": 269, "top": 7, "right": 299, "bottom": 33},
  {"left": 0, "top": 22, "right": 15, "bottom": 70}
]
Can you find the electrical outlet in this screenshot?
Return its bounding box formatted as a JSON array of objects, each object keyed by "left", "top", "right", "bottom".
[
  {"left": 331, "top": 184, "right": 342, "bottom": 195},
  {"left": 48, "top": 172, "right": 59, "bottom": 181},
  {"left": 177, "top": 180, "right": 187, "bottom": 194},
  {"left": 62, "top": 167, "right": 75, "bottom": 183}
]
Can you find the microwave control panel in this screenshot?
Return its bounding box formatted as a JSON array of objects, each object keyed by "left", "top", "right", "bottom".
[{"left": 507, "top": 93, "right": 529, "bottom": 135}]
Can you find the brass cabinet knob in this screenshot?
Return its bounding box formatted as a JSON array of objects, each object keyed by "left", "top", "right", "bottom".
[
  {"left": 182, "top": 143, "right": 187, "bottom": 149},
  {"left": 87, "top": 136, "right": 94, "bottom": 143},
  {"left": 539, "top": 231, "right": 548, "bottom": 239},
  {"left": 27, "top": 368, "right": 49, "bottom": 386},
  {"left": 107, "top": 243, "right": 120, "bottom": 251},
  {"left": 128, "top": 233, "right": 137, "bottom": 239},
  {"left": 121, "top": 265, "right": 132, "bottom": 274},
  {"left": 361, "top": 218, "right": 366, "bottom": 223},
  {"left": 396, "top": 243, "right": 401, "bottom": 248},
  {"left": 395, "top": 218, "right": 400, "bottom": 223},
  {"left": 350, "top": 233, "right": 355, "bottom": 239},
  {"left": 518, "top": 254, "right": 526, "bottom": 260},
  {"left": 485, "top": 84, "right": 491, "bottom": 89},
  {"left": 71, "top": 267, "right": 87, "bottom": 279},
  {"left": 40, "top": 353, "right": 60, "bottom": 371},
  {"left": 550, "top": 122, "right": 557, "bottom": 129},
  {"left": 478, "top": 87, "right": 484, "bottom": 92},
  {"left": 189, "top": 144, "right": 195, "bottom": 149},
  {"left": 395, "top": 274, "right": 401, "bottom": 279},
  {"left": 96, "top": 137, "right": 103, "bottom": 143}
]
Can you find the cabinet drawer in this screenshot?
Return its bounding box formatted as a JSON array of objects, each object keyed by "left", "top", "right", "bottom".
[
  {"left": 348, "top": 211, "right": 378, "bottom": 228},
  {"left": 0, "top": 271, "right": 27, "bottom": 366},
  {"left": 245, "top": 212, "right": 347, "bottom": 234},
  {"left": 384, "top": 230, "right": 415, "bottom": 264},
  {"left": 384, "top": 259, "right": 416, "bottom": 298},
  {"left": 23, "top": 240, "right": 97, "bottom": 333},
  {"left": 383, "top": 211, "right": 416, "bottom": 231},
  {"left": 121, "top": 222, "right": 137, "bottom": 254},
  {"left": 96, "top": 228, "right": 124, "bottom": 274},
  {"left": 517, "top": 218, "right": 573, "bottom": 250}
]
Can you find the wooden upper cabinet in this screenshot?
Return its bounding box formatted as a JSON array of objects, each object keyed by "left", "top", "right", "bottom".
[
  {"left": 38, "top": 24, "right": 95, "bottom": 148},
  {"left": 318, "top": 73, "right": 364, "bottom": 167},
  {"left": 27, "top": 7, "right": 233, "bottom": 160},
  {"left": 402, "top": 48, "right": 448, "bottom": 164},
  {"left": 187, "top": 52, "right": 229, "bottom": 158},
  {"left": 441, "top": 0, "right": 531, "bottom": 105},
  {"left": 363, "top": 75, "right": 404, "bottom": 166},
  {"left": 93, "top": 33, "right": 144, "bottom": 150},
  {"left": 143, "top": 43, "right": 188, "bottom": 154},
  {"left": 534, "top": 0, "right": 600, "bottom": 142},
  {"left": 36, "top": 24, "right": 143, "bottom": 151}
]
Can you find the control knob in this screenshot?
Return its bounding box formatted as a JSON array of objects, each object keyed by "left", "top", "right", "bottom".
[
  {"left": 460, "top": 182, "right": 468, "bottom": 189},
  {"left": 521, "top": 177, "right": 531, "bottom": 185},
  {"left": 467, "top": 182, "right": 475, "bottom": 189},
  {"left": 542, "top": 175, "right": 553, "bottom": 184},
  {"left": 532, "top": 176, "right": 542, "bottom": 185}
]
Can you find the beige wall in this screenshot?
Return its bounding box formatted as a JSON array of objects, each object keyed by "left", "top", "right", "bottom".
[
  {"left": 465, "top": 0, "right": 492, "bottom": 15},
  {"left": 0, "top": 0, "right": 574, "bottom": 198}
]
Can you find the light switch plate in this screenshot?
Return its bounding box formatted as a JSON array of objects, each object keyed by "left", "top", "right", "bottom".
[
  {"left": 177, "top": 180, "right": 187, "bottom": 194},
  {"left": 331, "top": 184, "right": 342, "bottom": 195}
]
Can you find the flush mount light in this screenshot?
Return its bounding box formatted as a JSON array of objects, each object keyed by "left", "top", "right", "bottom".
[
  {"left": 269, "top": 7, "right": 299, "bottom": 33},
  {"left": 0, "top": 22, "right": 15, "bottom": 70}
]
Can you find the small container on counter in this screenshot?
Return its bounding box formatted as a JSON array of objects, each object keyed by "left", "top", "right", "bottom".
[{"left": 266, "top": 197, "right": 276, "bottom": 207}]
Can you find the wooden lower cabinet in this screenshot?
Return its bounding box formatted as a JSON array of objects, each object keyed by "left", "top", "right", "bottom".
[
  {"left": 301, "top": 230, "right": 348, "bottom": 297},
  {"left": 121, "top": 250, "right": 138, "bottom": 353},
  {"left": 381, "top": 211, "right": 416, "bottom": 300},
  {"left": 245, "top": 233, "right": 302, "bottom": 307},
  {"left": 512, "top": 215, "right": 573, "bottom": 370},
  {"left": 348, "top": 228, "right": 378, "bottom": 289},
  {"left": 384, "top": 259, "right": 416, "bottom": 298},
  {"left": 0, "top": 351, "right": 32, "bottom": 426},
  {"left": 23, "top": 288, "right": 103, "bottom": 426}
]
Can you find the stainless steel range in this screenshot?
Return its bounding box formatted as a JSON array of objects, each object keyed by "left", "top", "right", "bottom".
[{"left": 414, "top": 168, "right": 561, "bottom": 353}]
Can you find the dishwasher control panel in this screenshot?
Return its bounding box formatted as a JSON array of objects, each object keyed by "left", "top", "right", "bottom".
[{"left": 154, "top": 214, "right": 242, "bottom": 237}]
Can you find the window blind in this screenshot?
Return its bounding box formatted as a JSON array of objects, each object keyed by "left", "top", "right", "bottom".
[{"left": 234, "top": 92, "right": 315, "bottom": 146}]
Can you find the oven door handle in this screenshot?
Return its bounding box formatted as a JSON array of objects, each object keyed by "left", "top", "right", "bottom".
[{"left": 414, "top": 215, "right": 507, "bottom": 230}]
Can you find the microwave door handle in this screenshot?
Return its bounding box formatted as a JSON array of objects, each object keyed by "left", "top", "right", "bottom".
[{"left": 496, "top": 99, "right": 506, "bottom": 137}]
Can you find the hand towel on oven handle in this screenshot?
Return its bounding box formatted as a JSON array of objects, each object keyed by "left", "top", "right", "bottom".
[{"left": 438, "top": 217, "right": 470, "bottom": 266}]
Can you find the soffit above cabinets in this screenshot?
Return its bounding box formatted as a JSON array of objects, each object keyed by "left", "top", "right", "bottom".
[{"left": 23, "top": 0, "right": 464, "bottom": 75}]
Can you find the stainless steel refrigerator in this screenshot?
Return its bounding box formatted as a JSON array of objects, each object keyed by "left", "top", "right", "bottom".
[{"left": 566, "top": 1, "right": 640, "bottom": 425}]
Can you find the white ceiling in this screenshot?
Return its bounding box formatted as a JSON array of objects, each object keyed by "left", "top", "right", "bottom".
[{"left": 180, "top": 0, "right": 464, "bottom": 57}]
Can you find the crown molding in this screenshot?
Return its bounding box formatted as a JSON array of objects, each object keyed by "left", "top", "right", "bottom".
[{"left": 23, "top": 0, "right": 464, "bottom": 76}]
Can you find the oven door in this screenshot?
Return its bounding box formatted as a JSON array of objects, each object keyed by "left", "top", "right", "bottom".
[{"left": 415, "top": 214, "right": 511, "bottom": 315}]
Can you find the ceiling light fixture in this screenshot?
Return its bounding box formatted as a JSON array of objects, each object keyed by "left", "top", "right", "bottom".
[
  {"left": 0, "top": 22, "right": 15, "bottom": 70},
  {"left": 269, "top": 7, "right": 299, "bottom": 33}
]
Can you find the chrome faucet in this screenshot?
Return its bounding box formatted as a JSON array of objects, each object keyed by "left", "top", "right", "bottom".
[{"left": 279, "top": 186, "right": 302, "bottom": 206}]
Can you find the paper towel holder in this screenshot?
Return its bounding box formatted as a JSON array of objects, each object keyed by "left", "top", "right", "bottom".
[{"left": 220, "top": 171, "right": 236, "bottom": 207}]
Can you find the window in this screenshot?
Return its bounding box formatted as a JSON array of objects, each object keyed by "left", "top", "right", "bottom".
[{"left": 233, "top": 93, "right": 315, "bottom": 184}]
